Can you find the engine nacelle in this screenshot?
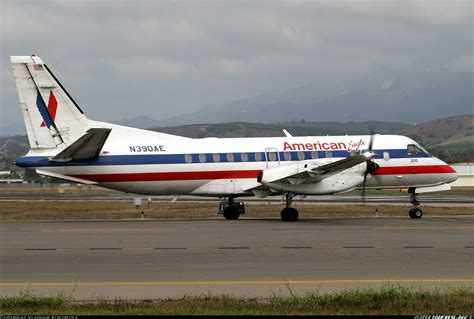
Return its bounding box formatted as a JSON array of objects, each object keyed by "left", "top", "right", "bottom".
[{"left": 258, "top": 162, "right": 366, "bottom": 195}]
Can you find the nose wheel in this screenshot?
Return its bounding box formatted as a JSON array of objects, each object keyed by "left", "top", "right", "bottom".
[
  {"left": 408, "top": 190, "right": 423, "bottom": 219},
  {"left": 281, "top": 193, "right": 299, "bottom": 222}
]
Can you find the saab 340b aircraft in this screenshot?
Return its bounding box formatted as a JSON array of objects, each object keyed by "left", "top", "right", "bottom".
[{"left": 9, "top": 55, "right": 458, "bottom": 222}]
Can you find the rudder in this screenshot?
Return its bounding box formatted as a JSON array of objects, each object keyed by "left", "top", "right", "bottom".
[{"left": 10, "top": 55, "right": 90, "bottom": 149}]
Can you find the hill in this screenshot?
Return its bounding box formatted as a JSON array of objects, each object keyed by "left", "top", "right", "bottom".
[
  {"left": 399, "top": 114, "right": 473, "bottom": 146},
  {"left": 158, "top": 67, "right": 472, "bottom": 126},
  {"left": 152, "top": 121, "right": 408, "bottom": 138},
  {"left": 0, "top": 116, "right": 471, "bottom": 177}
]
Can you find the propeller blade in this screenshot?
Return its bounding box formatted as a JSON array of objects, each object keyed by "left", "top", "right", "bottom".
[
  {"left": 361, "top": 131, "right": 377, "bottom": 205},
  {"left": 367, "top": 129, "right": 375, "bottom": 152}
]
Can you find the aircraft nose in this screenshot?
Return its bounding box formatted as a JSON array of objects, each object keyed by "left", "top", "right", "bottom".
[{"left": 440, "top": 161, "right": 458, "bottom": 184}]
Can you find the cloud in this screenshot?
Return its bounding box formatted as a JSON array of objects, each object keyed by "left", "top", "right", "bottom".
[{"left": 1, "top": 0, "right": 472, "bottom": 127}]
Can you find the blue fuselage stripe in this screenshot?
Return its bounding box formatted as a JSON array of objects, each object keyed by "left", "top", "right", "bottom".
[{"left": 15, "top": 149, "right": 430, "bottom": 168}]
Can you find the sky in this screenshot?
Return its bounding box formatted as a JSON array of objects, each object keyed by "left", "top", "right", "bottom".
[{"left": 0, "top": 0, "right": 472, "bottom": 133}]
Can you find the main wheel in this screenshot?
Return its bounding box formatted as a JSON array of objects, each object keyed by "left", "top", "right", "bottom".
[
  {"left": 409, "top": 208, "right": 423, "bottom": 219},
  {"left": 281, "top": 207, "right": 299, "bottom": 222},
  {"left": 223, "top": 206, "right": 240, "bottom": 220}
]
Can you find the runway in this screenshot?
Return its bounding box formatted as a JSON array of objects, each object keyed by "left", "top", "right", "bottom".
[{"left": 1, "top": 217, "right": 473, "bottom": 299}]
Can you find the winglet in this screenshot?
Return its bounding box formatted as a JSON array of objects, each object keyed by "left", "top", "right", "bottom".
[{"left": 283, "top": 129, "right": 292, "bottom": 137}]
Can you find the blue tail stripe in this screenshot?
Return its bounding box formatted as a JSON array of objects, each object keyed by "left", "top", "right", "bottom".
[{"left": 36, "top": 92, "right": 54, "bottom": 129}]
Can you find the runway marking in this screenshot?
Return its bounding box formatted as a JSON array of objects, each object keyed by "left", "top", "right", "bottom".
[
  {"left": 40, "top": 228, "right": 173, "bottom": 233},
  {"left": 121, "top": 247, "right": 154, "bottom": 251},
  {"left": 2, "top": 245, "right": 473, "bottom": 252},
  {"left": 1, "top": 278, "right": 473, "bottom": 287},
  {"left": 373, "top": 226, "right": 474, "bottom": 230}
]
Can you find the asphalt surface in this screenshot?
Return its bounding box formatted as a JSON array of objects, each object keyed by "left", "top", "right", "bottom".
[{"left": 1, "top": 217, "right": 473, "bottom": 299}]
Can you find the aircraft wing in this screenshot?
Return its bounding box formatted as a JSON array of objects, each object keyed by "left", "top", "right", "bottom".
[
  {"left": 258, "top": 154, "right": 370, "bottom": 186},
  {"left": 294, "top": 154, "right": 369, "bottom": 181},
  {"left": 50, "top": 128, "right": 112, "bottom": 162}
]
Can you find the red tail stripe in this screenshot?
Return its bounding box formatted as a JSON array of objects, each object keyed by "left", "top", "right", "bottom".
[
  {"left": 68, "top": 165, "right": 455, "bottom": 183},
  {"left": 40, "top": 90, "right": 58, "bottom": 127}
]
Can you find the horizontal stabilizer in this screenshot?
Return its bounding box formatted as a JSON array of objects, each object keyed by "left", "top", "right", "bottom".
[{"left": 50, "top": 128, "right": 111, "bottom": 162}]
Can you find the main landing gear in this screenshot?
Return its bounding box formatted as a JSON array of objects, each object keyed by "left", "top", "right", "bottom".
[
  {"left": 281, "top": 193, "right": 299, "bottom": 222},
  {"left": 221, "top": 197, "right": 245, "bottom": 220},
  {"left": 408, "top": 189, "right": 423, "bottom": 219}
]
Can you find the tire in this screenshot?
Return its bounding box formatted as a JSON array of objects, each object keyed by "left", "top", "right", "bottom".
[
  {"left": 223, "top": 206, "right": 240, "bottom": 220},
  {"left": 281, "top": 207, "right": 299, "bottom": 222},
  {"left": 409, "top": 208, "right": 422, "bottom": 219}
]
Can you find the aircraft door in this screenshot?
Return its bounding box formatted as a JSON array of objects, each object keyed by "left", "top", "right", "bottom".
[{"left": 265, "top": 147, "right": 281, "bottom": 168}]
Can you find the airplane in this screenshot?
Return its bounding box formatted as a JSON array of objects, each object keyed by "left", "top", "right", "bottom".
[{"left": 9, "top": 55, "right": 459, "bottom": 222}]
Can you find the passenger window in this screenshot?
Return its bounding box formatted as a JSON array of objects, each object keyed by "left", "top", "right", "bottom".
[
  {"left": 213, "top": 153, "right": 220, "bottom": 162},
  {"left": 326, "top": 151, "right": 332, "bottom": 158},
  {"left": 241, "top": 153, "right": 248, "bottom": 162},
  {"left": 383, "top": 151, "right": 390, "bottom": 161},
  {"left": 268, "top": 152, "right": 277, "bottom": 161},
  {"left": 199, "top": 154, "right": 206, "bottom": 163},
  {"left": 311, "top": 151, "right": 318, "bottom": 159},
  {"left": 227, "top": 153, "right": 234, "bottom": 162},
  {"left": 284, "top": 152, "right": 292, "bottom": 161},
  {"left": 255, "top": 152, "right": 262, "bottom": 161},
  {"left": 297, "top": 151, "right": 305, "bottom": 161},
  {"left": 184, "top": 154, "right": 193, "bottom": 163}
]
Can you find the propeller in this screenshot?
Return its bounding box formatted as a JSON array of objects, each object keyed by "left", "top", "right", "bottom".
[{"left": 361, "top": 132, "right": 380, "bottom": 205}]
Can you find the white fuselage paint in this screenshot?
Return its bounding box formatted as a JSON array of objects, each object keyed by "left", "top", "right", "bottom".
[{"left": 16, "top": 123, "right": 458, "bottom": 197}]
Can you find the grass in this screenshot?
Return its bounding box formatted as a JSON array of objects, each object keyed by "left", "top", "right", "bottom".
[
  {"left": 2, "top": 184, "right": 473, "bottom": 196},
  {"left": 1, "top": 286, "right": 472, "bottom": 315},
  {"left": 0, "top": 184, "right": 472, "bottom": 221},
  {"left": 0, "top": 200, "right": 472, "bottom": 221}
]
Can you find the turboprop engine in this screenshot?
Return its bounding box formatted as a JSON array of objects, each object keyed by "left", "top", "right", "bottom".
[{"left": 257, "top": 161, "right": 367, "bottom": 195}]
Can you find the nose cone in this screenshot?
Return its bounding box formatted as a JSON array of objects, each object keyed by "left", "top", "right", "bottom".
[{"left": 441, "top": 161, "right": 459, "bottom": 184}]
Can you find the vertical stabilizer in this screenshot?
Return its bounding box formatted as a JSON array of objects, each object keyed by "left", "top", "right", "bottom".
[{"left": 10, "top": 55, "right": 90, "bottom": 149}]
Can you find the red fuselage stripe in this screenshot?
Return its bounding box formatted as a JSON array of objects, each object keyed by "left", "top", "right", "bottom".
[
  {"left": 69, "top": 170, "right": 263, "bottom": 183},
  {"left": 68, "top": 165, "right": 455, "bottom": 183},
  {"left": 373, "top": 165, "right": 456, "bottom": 175}
]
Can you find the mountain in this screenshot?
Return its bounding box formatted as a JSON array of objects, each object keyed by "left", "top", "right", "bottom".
[
  {"left": 112, "top": 115, "right": 162, "bottom": 129},
  {"left": 158, "top": 66, "right": 472, "bottom": 126},
  {"left": 400, "top": 114, "right": 473, "bottom": 146},
  {"left": 152, "top": 121, "right": 408, "bottom": 138},
  {"left": 1, "top": 115, "right": 471, "bottom": 173}
]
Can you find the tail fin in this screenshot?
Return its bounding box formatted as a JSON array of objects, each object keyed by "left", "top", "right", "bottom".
[{"left": 10, "top": 55, "right": 90, "bottom": 149}]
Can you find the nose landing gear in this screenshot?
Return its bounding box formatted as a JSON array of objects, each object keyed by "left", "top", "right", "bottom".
[
  {"left": 408, "top": 189, "right": 423, "bottom": 219},
  {"left": 281, "top": 193, "right": 299, "bottom": 222}
]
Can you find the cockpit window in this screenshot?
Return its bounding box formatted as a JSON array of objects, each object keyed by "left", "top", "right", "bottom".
[{"left": 407, "top": 144, "right": 429, "bottom": 155}]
